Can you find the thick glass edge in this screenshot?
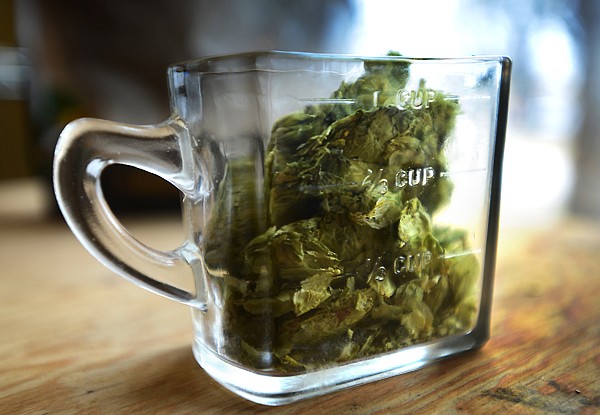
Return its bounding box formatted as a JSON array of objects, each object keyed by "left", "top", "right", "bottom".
[{"left": 476, "top": 57, "right": 512, "bottom": 335}]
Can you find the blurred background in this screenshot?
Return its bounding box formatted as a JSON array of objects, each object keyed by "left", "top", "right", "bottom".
[{"left": 1, "top": 0, "right": 599, "bottom": 227}]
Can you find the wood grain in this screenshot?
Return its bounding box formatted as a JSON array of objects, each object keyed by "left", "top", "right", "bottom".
[{"left": 1, "top": 185, "right": 599, "bottom": 414}]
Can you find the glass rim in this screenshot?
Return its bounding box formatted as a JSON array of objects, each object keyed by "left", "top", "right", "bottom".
[{"left": 169, "top": 50, "right": 512, "bottom": 74}]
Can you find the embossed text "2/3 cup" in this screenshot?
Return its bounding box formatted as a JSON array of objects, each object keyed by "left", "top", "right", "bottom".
[{"left": 53, "top": 51, "right": 511, "bottom": 406}]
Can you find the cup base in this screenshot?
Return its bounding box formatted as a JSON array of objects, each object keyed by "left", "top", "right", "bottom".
[{"left": 191, "top": 328, "right": 487, "bottom": 406}]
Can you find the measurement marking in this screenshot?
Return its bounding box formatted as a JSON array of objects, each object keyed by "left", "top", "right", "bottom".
[
  {"left": 444, "top": 95, "right": 491, "bottom": 101},
  {"left": 440, "top": 168, "right": 487, "bottom": 177},
  {"left": 441, "top": 248, "right": 482, "bottom": 259},
  {"left": 298, "top": 98, "right": 356, "bottom": 105}
]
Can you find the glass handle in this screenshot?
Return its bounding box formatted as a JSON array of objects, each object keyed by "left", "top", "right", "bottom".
[{"left": 53, "top": 117, "right": 200, "bottom": 306}]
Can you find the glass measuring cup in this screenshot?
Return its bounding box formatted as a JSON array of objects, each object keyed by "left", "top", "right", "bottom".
[{"left": 53, "top": 51, "right": 511, "bottom": 405}]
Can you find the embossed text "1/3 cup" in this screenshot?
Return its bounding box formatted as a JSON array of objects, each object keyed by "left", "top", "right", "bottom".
[{"left": 53, "top": 51, "right": 511, "bottom": 406}]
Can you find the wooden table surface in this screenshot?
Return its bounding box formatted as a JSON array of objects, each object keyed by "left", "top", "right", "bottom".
[{"left": 1, "top": 179, "right": 599, "bottom": 414}]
